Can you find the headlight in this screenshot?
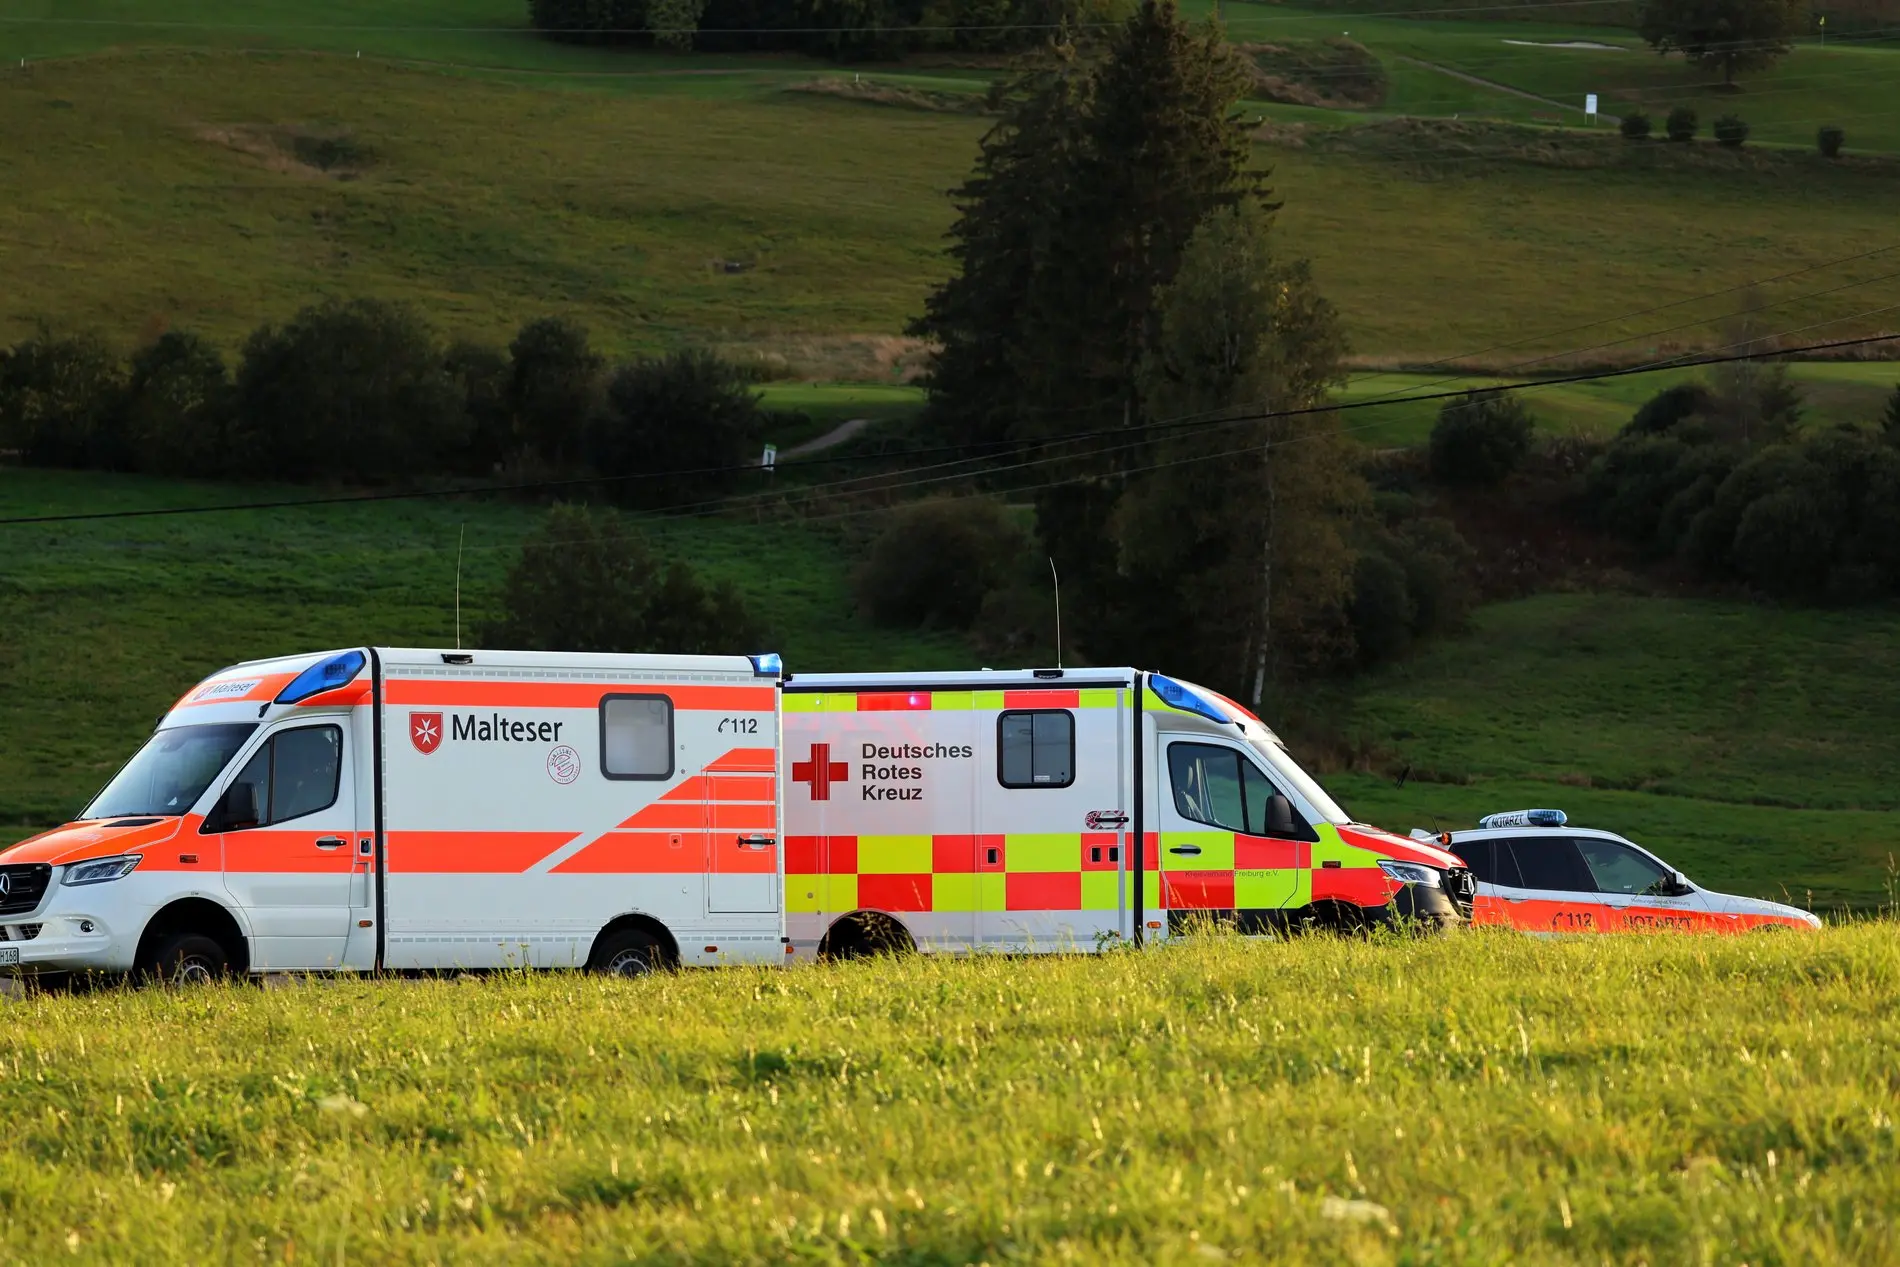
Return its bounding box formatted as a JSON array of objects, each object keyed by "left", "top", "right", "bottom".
[
  {"left": 1377, "top": 859, "right": 1442, "bottom": 888},
  {"left": 62, "top": 855, "right": 142, "bottom": 886}
]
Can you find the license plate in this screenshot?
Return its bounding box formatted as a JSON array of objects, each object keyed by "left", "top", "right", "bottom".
[{"left": 0, "top": 947, "right": 18, "bottom": 966}]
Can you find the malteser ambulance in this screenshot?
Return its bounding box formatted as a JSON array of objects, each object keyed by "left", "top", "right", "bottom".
[{"left": 0, "top": 649, "right": 1471, "bottom": 984}]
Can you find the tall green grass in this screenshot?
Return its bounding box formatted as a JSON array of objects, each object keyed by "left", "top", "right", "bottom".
[{"left": 3, "top": 929, "right": 1898, "bottom": 1263}]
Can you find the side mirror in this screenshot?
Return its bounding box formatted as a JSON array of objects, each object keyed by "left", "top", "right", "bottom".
[
  {"left": 1668, "top": 871, "right": 1694, "bottom": 897},
  {"left": 1266, "top": 792, "right": 1295, "bottom": 838},
  {"left": 220, "top": 782, "right": 261, "bottom": 831}
]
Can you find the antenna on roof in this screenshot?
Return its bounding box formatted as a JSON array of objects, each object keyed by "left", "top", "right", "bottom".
[
  {"left": 1049, "top": 556, "right": 1063, "bottom": 670},
  {"left": 454, "top": 523, "right": 466, "bottom": 651}
]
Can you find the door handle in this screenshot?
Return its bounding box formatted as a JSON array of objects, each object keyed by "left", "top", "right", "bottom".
[
  {"left": 737, "top": 835, "right": 777, "bottom": 850},
  {"left": 1168, "top": 845, "right": 1202, "bottom": 857},
  {"left": 316, "top": 837, "right": 346, "bottom": 850}
]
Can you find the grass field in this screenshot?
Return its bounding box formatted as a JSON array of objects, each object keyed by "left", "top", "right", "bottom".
[
  {"left": 3, "top": 929, "right": 1899, "bottom": 1263},
  {"left": 1299, "top": 593, "right": 1900, "bottom": 910},
  {"left": 3, "top": 12, "right": 1898, "bottom": 364}
]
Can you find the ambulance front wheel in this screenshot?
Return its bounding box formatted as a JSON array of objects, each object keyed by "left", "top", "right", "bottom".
[{"left": 144, "top": 933, "right": 230, "bottom": 987}]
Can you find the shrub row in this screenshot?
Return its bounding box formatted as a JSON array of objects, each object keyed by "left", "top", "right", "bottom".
[{"left": 0, "top": 303, "right": 775, "bottom": 506}]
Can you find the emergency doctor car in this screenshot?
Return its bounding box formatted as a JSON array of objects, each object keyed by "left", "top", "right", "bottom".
[
  {"left": 1, "top": 648, "right": 1472, "bottom": 984},
  {"left": 1438, "top": 809, "right": 1820, "bottom": 934}
]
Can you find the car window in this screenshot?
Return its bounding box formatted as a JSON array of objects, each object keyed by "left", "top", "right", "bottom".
[
  {"left": 1576, "top": 837, "right": 1671, "bottom": 895},
  {"left": 219, "top": 726, "right": 342, "bottom": 830},
  {"left": 999, "top": 710, "right": 1075, "bottom": 788},
  {"left": 1505, "top": 835, "right": 1597, "bottom": 893},
  {"left": 1168, "top": 744, "right": 1247, "bottom": 833}
]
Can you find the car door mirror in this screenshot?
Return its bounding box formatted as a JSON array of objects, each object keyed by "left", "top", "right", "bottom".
[
  {"left": 220, "top": 782, "right": 261, "bottom": 831},
  {"left": 1666, "top": 871, "right": 1694, "bottom": 897},
  {"left": 1266, "top": 792, "right": 1295, "bottom": 838}
]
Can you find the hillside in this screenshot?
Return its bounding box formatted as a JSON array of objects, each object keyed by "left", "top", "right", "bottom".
[{"left": 2, "top": 4, "right": 1898, "bottom": 365}]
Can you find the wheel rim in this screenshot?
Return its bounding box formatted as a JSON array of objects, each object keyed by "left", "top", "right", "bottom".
[
  {"left": 172, "top": 955, "right": 218, "bottom": 986},
  {"left": 604, "top": 948, "right": 651, "bottom": 977}
]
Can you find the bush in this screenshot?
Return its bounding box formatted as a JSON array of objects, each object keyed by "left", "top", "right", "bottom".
[
  {"left": 588, "top": 349, "right": 761, "bottom": 507},
  {"left": 1882, "top": 383, "right": 1900, "bottom": 446},
  {"left": 1665, "top": 106, "right": 1698, "bottom": 142},
  {"left": 234, "top": 299, "right": 466, "bottom": 481},
  {"left": 509, "top": 317, "right": 603, "bottom": 470},
  {"left": 1732, "top": 488, "right": 1835, "bottom": 599},
  {"left": 1428, "top": 390, "right": 1535, "bottom": 486},
  {"left": 1624, "top": 383, "right": 1713, "bottom": 436},
  {"left": 445, "top": 340, "right": 512, "bottom": 475},
  {"left": 121, "top": 332, "right": 235, "bottom": 477},
  {"left": 1619, "top": 112, "right": 1652, "bottom": 140},
  {"left": 1713, "top": 114, "right": 1749, "bottom": 147},
  {"left": 1347, "top": 550, "right": 1414, "bottom": 666},
  {"left": 856, "top": 497, "right": 1029, "bottom": 630},
  {"left": 1818, "top": 125, "right": 1845, "bottom": 158},
  {"left": 0, "top": 330, "right": 126, "bottom": 470},
  {"left": 484, "top": 503, "right": 758, "bottom": 653}
]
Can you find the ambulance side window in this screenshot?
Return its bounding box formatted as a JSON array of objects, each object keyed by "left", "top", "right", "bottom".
[
  {"left": 1167, "top": 744, "right": 1247, "bottom": 833},
  {"left": 213, "top": 725, "right": 342, "bottom": 831},
  {"left": 601, "top": 694, "right": 674, "bottom": 780},
  {"left": 998, "top": 711, "right": 1074, "bottom": 788}
]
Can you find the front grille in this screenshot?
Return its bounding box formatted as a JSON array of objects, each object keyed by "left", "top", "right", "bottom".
[
  {"left": 0, "top": 924, "right": 42, "bottom": 942},
  {"left": 0, "top": 865, "right": 52, "bottom": 918},
  {"left": 1443, "top": 866, "right": 1476, "bottom": 919}
]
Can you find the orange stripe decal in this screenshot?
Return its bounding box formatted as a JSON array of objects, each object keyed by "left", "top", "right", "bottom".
[
  {"left": 387, "top": 831, "right": 578, "bottom": 873},
  {"left": 708, "top": 747, "right": 777, "bottom": 772},
  {"left": 383, "top": 680, "right": 774, "bottom": 711},
  {"left": 553, "top": 832, "right": 714, "bottom": 875}
]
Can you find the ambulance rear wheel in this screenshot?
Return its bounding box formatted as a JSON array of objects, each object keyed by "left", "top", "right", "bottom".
[
  {"left": 592, "top": 930, "right": 660, "bottom": 978},
  {"left": 145, "top": 933, "right": 230, "bottom": 987}
]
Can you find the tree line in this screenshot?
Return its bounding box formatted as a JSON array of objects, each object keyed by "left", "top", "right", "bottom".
[
  {"left": 526, "top": 0, "right": 1133, "bottom": 57},
  {"left": 0, "top": 305, "right": 772, "bottom": 505}
]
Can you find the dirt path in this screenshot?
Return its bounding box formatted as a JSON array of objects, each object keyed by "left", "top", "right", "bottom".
[
  {"left": 781, "top": 417, "right": 875, "bottom": 458},
  {"left": 1396, "top": 56, "right": 1585, "bottom": 114}
]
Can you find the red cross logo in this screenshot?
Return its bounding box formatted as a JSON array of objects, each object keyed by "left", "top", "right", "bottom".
[{"left": 792, "top": 743, "right": 848, "bottom": 800}]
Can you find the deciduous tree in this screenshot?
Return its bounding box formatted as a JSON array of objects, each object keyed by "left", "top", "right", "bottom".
[{"left": 1638, "top": 0, "right": 1806, "bottom": 86}]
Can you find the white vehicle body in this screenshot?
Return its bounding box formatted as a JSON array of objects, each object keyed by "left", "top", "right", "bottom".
[
  {"left": 1, "top": 647, "right": 786, "bottom": 977},
  {"left": 1440, "top": 818, "right": 1820, "bottom": 934}
]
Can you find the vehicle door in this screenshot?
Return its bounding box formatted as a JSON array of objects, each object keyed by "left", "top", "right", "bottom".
[
  {"left": 705, "top": 731, "right": 780, "bottom": 916},
  {"left": 1573, "top": 836, "right": 1705, "bottom": 932},
  {"left": 212, "top": 722, "right": 357, "bottom": 969},
  {"left": 1491, "top": 834, "right": 1602, "bottom": 933},
  {"left": 1454, "top": 838, "right": 1513, "bottom": 927},
  {"left": 1156, "top": 740, "right": 1309, "bottom": 928}
]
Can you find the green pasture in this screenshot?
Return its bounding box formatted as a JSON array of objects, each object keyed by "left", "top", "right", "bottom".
[
  {"left": 0, "top": 467, "right": 969, "bottom": 829},
  {"left": 4, "top": 930, "right": 1900, "bottom": 1263},
  {"left": 1304, "top": 592, "right": 1900, "bottom": 908}
]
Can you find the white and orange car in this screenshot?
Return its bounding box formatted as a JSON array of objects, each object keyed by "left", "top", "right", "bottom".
[{"left": 1431, "top": 810, "right": 1820, "bottom": 934}]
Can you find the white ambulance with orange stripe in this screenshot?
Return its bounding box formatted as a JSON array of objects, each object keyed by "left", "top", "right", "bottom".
[{"left": 0, "top": 650, "right": 1469, "bottom": 983}]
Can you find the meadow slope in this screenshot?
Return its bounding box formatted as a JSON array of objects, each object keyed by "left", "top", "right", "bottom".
[{"left": 2, "top": 930, "right": 1898, "bottom": 1263}]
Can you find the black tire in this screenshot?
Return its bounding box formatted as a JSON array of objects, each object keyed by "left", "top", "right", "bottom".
[
  {"left": 590, "top": 929, "right": 660, "bottom": 978},
  {"left": 819, "top": 912, "right": 914, "bottom": 962},
  {"left": 144, "top": 933, "right": 230, "bottom": 987}
]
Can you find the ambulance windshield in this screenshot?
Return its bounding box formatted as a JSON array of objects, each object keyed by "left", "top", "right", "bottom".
[
  {"left": 81, "top": 723, "right": 259, "bottom": 820},
  {"left": 1252, "top": 738, "right": 1350, "bottom": 825}
]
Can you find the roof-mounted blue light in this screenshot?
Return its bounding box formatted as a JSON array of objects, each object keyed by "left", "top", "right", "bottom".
[
  {"left": 275, "top": 650, "right": 367, "bottom": 706},
  {"left": 1478, "top": 808, "right": 1568, "bottom": 830},
  {"left": 1148, "top": 674, "right": 1231, "bottom": 725},
  {"left": 748, "top": 652, "right": 783, "bottom": 679}
]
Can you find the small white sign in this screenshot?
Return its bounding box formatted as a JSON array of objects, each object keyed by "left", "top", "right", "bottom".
[{"left": 1585, "top": 93, "right": 1599, "bottom": 117}]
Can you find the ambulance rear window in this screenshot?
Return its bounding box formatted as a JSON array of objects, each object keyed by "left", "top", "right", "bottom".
[
  {"left": 600, "top": 694, "right": 673, "bottom": 780},
  {"left": 998, "top": 711, "right": 1074, "bottom": 789}
]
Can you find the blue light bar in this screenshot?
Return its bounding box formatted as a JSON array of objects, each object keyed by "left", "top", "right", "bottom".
[
  {"left": 1478, "top": 808, "right": 1568, "bottom": 830},
  {"left": 1148, "top": 674, "right": 1231, "bottom": 725},
  {"left": 748, "top": 652, "right": 784, "bottom": 678},
  {"left": 274, "top": 650, "right": 367, "bottom": 706}
]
